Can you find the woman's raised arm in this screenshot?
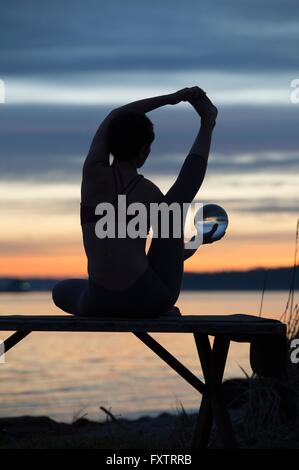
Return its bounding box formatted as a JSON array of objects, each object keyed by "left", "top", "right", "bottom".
[
  {"left": 162, "top": 89, "right": 218, "bottom": 205},
  {"left": 187, "top": 89, "right": 218, "bottom": 161},
  {"left": 83, "top": 88, "right": 198, "bottom": 169},
  {"left": 115, "top": 88, "right": 192, "bottom": 114}
]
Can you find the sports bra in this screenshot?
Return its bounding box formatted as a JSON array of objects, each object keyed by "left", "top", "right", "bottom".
[{"left": 80, "top": 165, "right": 144, "bottom": 225}]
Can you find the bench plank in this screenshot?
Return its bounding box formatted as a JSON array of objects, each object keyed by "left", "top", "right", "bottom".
[{"left": 0, "top": 314, "right": 285, "bottom": 337}]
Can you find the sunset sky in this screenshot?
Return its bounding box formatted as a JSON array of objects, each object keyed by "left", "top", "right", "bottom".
[{"left": 0, "top": 0, "right": 298, "bottom": 277}]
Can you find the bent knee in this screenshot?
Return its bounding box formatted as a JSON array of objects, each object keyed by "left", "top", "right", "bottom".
[
  {"left": 52, "top": 281, "right": 65, "bottom": 307},
  {"left": 52, "top": 278, "right": 89, "bottom": 314},
  {"left": 52, "top": 279, "right": 75, "bottom": 306}
]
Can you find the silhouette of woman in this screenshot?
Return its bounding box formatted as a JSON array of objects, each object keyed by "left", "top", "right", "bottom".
[{"left": 52, "top": 86, "right": 218, "bottom": 317}]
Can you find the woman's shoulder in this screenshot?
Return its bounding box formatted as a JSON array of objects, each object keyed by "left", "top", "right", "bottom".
[{"left": 140, "top": 177, "right": 164, "bottom": 203}]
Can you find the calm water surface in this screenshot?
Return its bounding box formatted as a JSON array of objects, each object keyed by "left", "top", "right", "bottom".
[{"left": 0, "top": 290, "right": 290, "bottom": 422}]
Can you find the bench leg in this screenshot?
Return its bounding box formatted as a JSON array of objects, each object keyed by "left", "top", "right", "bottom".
[
  {"left": 193, "top": 334, "right": 237, "bottom": 449},
  {"left": 192, "top": 395, "right": 213, "bottom": 448},
  {"left": 1, "top": 331, "right": 31, "bottom": 358},
  {"left": 134, "top": 332, "right": 205, "bottom": 395},
  {"left": 209, "top": 336, "right": 236, "bottom": 448},
  {"left": 134, "top": 332, "right": 236, "bottom": 449},
  {"left": 192, "top": 334, "right": 213, "bottom": 448}
]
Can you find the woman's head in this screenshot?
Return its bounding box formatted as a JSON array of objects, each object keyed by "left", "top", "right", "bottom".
[{"left": 108, "top": 109, "right": 155, "bottom": 167}]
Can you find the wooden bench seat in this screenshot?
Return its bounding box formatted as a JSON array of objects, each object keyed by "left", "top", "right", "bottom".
[{"left": 0, "top": 313, "right": 285, "bottom": 335}]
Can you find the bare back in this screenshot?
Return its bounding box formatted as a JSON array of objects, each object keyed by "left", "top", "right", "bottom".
[{"left": 81, "top": 160, "right": 163, "bottom": 291}]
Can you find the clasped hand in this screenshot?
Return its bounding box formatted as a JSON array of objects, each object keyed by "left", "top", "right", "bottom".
[{"left": 169, "top": 86, "right": 218, "bottom": 126}]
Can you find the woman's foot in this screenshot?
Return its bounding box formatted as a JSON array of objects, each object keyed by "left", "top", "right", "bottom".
[{"left": 160, "top": 306, "right": 182, "bottom": 317}]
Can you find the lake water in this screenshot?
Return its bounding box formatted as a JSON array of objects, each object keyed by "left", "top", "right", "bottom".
[{"left": 0, "top": 290, "right": 290, "bottom": 422}]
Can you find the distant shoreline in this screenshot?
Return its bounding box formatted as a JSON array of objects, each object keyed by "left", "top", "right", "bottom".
[{"left": 0, "top": 267, "right": 296, "bottom": 292}]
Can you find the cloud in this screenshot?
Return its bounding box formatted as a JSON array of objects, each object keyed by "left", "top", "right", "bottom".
[
  {"left": 0, "top": 104, "right": 298, "bottom": 180},
  {"left": 0, "top": 1, "right": 299, "bottom": 75},
  {"left": 3, "top": 71, "right": 295, "bottom": 105}
]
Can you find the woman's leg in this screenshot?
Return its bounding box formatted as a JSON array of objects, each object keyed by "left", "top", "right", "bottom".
[
  {"left": 52, "top": 279, "right": 91, "bottom": 315},
  {"left": 148, "top": 153, "right": 207, "bottom": 302}
]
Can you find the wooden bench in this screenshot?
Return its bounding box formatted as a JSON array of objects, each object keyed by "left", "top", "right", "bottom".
[{"left": 0, "top": 313, "right": 286, "bottom": 449}]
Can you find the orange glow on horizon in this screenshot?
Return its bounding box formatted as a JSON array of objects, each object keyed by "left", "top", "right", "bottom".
[
  {"left": 184, "top": 238, "right": 295, "bottom": 273},
  {"left": 0, "top": 237, "right": 295, "bottom": 277}
]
